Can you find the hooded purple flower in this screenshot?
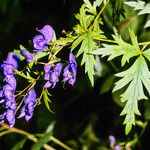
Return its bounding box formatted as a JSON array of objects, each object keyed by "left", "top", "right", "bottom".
[
  {"left": 33, "top": 25, "right": 54, "bottom": 52},
  {"left": 18, "top": 89, "right": 36, "bottom": 121},
  {"left": 1, "top": 64, "right": 14, "bottom": 76},
  {"left": 1, "top": 53, "right": 20, "bottom": 77},
  {"left": 3, "top": 53, "right": 20, "bottom": 69},
  {"left": 20, "top": 50, "right": 34, "bottom": 63},
  {"left": 37, "top": 25, "right": 54, "bottom": 43},
  {"left": 44, "top": 63, "right": 62, "bottom": 89},
  {"left": 63, "top": 52, "right": 77, "bottom": 85}
]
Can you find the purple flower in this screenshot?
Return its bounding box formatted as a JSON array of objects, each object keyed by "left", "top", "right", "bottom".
[
  {"left": 1, "top": 64, "right": 14, "bottom": 76},
  {"left": 33, "top": 25, "right": 54, "bottom": 52},
  {"left": 37, "top": 25, "right": 54, "bottom": 43},
  {"left": 3, "top": 53, "right": 20, "bottom": 69},
  {"left": 20, "top": 50, "right": 34, "bottom": 63},
  {"left": 18, "top": 89, "right": 36, "bottom": 122},
  {"left": 63, "top": 52, "right": 77, "bottom": 85},
  {"left": 1, "top": 53, "right": 20, "bottom": 77},
  {"left": 114, "top": 145, "right": 121, "bottom": 150},
  {"left": 5, "top": 75, "right": 17, "bottom": 90},
  {"left": 5, "top": 109, "right": 15, "bottom": 127},
  {"left": 44, "top": 64, "right": 52, "bottom": 73},
  {"left": 3, "top": 84, "right": 14, "bottom": 99},
  {"left": 109, "top": 135, "right": 116, "bottom": 148},
  {"left": 33, "top": 35, "right": 48, "bottom": 51},
  {"left": 0, "top": 53, "right": 18, "bottom": 127},
  {"left": 108, "top": 135, "right": 121, "bottom": 150},
  {"left": 44, "top": 63, "right": 62, "bottom": 89}
]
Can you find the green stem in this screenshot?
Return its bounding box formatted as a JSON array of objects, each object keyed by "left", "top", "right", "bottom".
[
  {"left": 50, "top": 136, "right": 73, "bottom": 150},
  {"left": 0, "top": 130, "right": 13, "bottom": 136},
  {"left": 89, "top": 0, "right": 110, "bottom": 30},
  {"left": 0, "top": 123, "right": 55, "bottom": 150},
  {"left": 99, "top": 38, "right": 117, "bottom": 43},
  {"left": 138, "top": 41, "right": 150, "bottom": 46}
]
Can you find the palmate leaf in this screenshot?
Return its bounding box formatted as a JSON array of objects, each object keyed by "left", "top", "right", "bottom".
[
  {"left": 92, "top": 29, "right": 150, "bottom": 134},
  {"left": 71, "top": 0, "right": 105, "bottom": 86},
  {"left": 92, "top": 30, "right": 140, "bottom": 66},
  {"left": 113, "top": 56, "right": 150, "bottom": 134}
]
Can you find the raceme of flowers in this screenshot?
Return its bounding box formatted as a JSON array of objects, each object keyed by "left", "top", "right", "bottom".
[
  {"left": 0, "top": 25, "right": 77, "bottom": 127},
  {"left": 0, "top": 53, "right": 20, "bottom": 127}
]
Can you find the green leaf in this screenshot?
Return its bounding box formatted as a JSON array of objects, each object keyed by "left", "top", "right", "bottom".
[
  {"left": 138, "top": 3, "right": 150, "bottom": 15},
  {"left": 93, "top": 0, "right": 103, "bottom": 9},
  {"left": 19, "top": 44, "right": 26, "bottom": 50},
  {"left": 76, "top": 32, "right": 98, "bottom": 86},
  {"left": 14, "top": 69, "right": 34, "bottom": 82},
  {"left": 34, "top": 51, "right": 49, "bottom": 61},
  {"left": 113, "top": 56, "right": 150, "bottom": 134},
  {"left": 92, "top": 30, "right": 140, "bottom": 66},
  {"left": 144, "top": 19, "right": 150, "bottom": 28},
  {"left": 11, "top": 138, "right": 27, "bottom": 150},
  {"left": 71, "top": 34, "right": 86, "bottom": 51},
  {"left": 143, "top": 48, "right": 150, "bottom": 61},
  {"left": 42, "top": 89, "right": 53, "bottom": 112},
  {"left": 31, "top": 130, "right": 54, "bottom": 150},
  {"left": 124, "top": 1, "right": 145, "bottom": 10}
]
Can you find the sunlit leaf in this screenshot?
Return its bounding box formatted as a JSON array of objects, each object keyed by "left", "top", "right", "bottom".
[
  {"left": 14, "top": 69, "right": 34, "bottom": 82},
  {"left": 92, "top": 30, "right": 140, "bottom": 66},
  {"left": 113, "top": 56, "right": 150, "bottom": 134},
  {"left": 42, "top": 89, "right": 53, "bottom": 112}
]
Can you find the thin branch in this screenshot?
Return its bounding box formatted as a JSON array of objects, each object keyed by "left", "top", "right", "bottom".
[
  {"left": 0, "top": 123, "right": 55, "bottom": 150},
  {"left": 50, "top": 136, "right": 73, "bottom": 150}
]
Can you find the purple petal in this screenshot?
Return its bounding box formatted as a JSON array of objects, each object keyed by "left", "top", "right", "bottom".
[
  {"left": 114, "top": 145, "right": 121, "bottom": 150},
  {"left": 44, "top": 64, "right": 52, "bottom": 73},
  {"left": 109, "top": 135, "right": 116, "bottom": 148},
  {"left": 1, "top": 64, "right": 14, "bottom": 76},
  {"left": 33, "top": 35, "right": 47, "bottom": 50},
  {"left": 69, "top": 52, "right": 77, "bottom": 67},
  {"left": 37, "top": 25, "right": 54, "bottom": 43},
  {"left": 18, "top": 107, "right": 26, "bottom": 119},
  {"left": 6, "top": 109, "right": 15, "bottom": 127},
  {"left": 44, "top": 81, "right": 52, "bottom": 88},
  {"left": 20, "top": 50, "right": 34, "bottom": 63},
  {"left": 5, "top": 75, "right": 17, "bottom": 90},
  {"left": 68, "top": 78, "right": 76, "bottom": 85},
  {"left": 24, "top": 89, "right": 36, "bottom": 104},
  {"left": 25, "top": 115, "right": 32, "bottom": 122},
  {"left": 27, "top": 102, "right": 34, "bottom": 114},
  {"left": 4, "top": 53, "right": 20, "bottom": 69},
  {"left": 53, "top": 63, "right": 63, "bottom": 76},
  {"left": 44, "top": 73, "right": 50, "bottom": 80}
]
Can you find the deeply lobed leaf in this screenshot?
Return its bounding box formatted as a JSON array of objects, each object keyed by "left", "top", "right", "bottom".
[
  {"left": 113, "top": 56, "right": 150, "bottom": 134},
  {"left": 92, "top": 30, "right": 140, "bottom": 66}
]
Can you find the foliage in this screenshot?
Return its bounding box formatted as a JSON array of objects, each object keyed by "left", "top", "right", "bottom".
[{"left": 0, "top": 0, "right": 150, "bottom": 149}]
